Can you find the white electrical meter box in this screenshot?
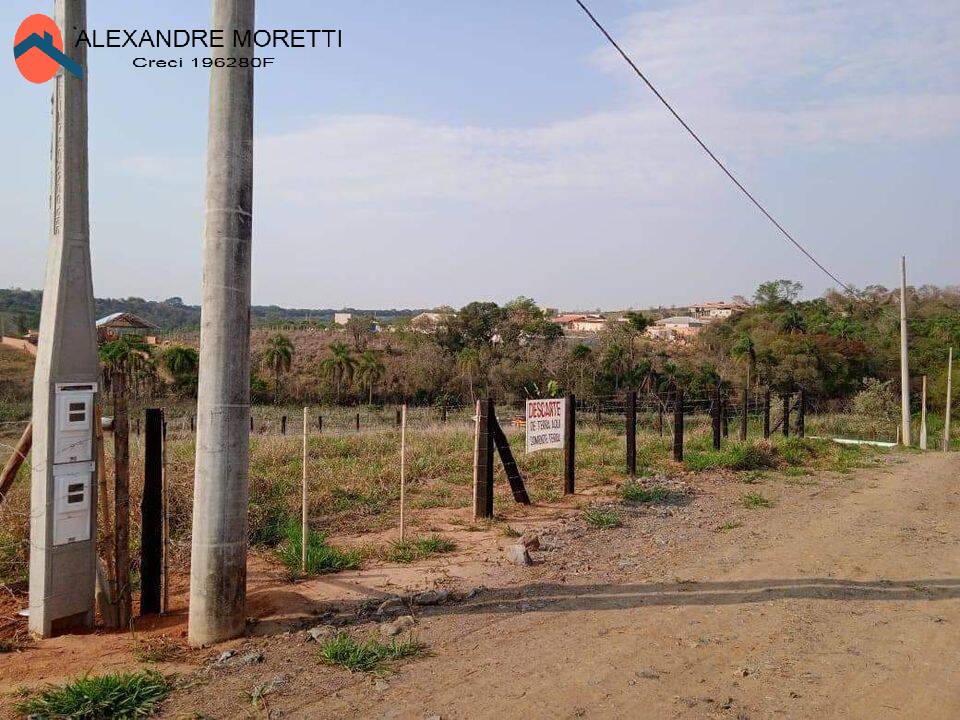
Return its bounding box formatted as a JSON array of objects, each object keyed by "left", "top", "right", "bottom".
[
  {"left": 53, "top": 461, "right": 94, "bottom": 545},
  {"left": 53, "top": 383, "right": 96, "bottom": 464}
]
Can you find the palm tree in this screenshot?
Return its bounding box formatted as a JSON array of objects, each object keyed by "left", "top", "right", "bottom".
[
  {"left": 355, "top": 349, "right": 385, "bottom": 405},
  {"left": 321, "top": 342, "right": 354, "bottom": 403},
  {"left": 456, "top": 347, "right": 481, "bottom": 402},
  {"left": 99, "top": 335, "right": 154, "bottom": 396},
  {"left": 263, "top": 333, "right": 294, "bottom": 404},
  {"left": 160, "top": 344, "right": 199, "bottom": 397}
]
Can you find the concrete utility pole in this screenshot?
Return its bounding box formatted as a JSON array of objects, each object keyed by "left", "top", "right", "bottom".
[
  {"left": 28, "top": 0, "right": 99, "bottom": 637},
  {"left": 945, "top": 347, "right": 953, "bottom": 452},
  {"left": 899, "top": 257, "right": 911, "bottom": 446},
  {"left": 188, "top": 0, "right": 256, "bottom": 647}
]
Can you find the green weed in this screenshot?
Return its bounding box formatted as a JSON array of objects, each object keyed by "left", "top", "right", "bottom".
[
  {"left": 15, "top": 670, "right": 171, "bottom": 719},
  {"left": 742, "top": 492, "right": 773, "bottom": 509},
  {"left": 317, "top": 632, "right": 426, "bottom": 673},
  {"left": 583, "top": 507, "right": 622, "bottom": 529},
  {"left": 276, "top": 520, "right": 361, "bottom": 576},
  {"left": 381, "top": 534, "right": 455, "bottom": 564}
]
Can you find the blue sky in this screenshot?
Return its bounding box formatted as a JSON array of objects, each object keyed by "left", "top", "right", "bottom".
[{"left": 2, "top": 1, "right": 958, "bottom": 310}]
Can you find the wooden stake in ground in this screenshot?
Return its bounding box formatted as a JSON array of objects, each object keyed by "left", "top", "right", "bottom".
[
  {"left": 399, "top": 403, "right": 407, "bottom": 541},
  {"left": 113, "top": 372, "right": 132, "bottom": 628},
  {"left": 900, "top": 256, "right": 911, "bottom": 445},
  {"left": 162, "top": 408, "right": 169, "bottom": 614},
  {"left": 301, "top": 406, "right": 309, "bottom": 574},
  {"left": 0, "top": 422, "right": 31, "bottom": 500},
  {"left": 919, "top": 376, "right": 928, "bottom": 451},
  {"left": 945, "top": 347, "right": 953, "bottom": 452}
]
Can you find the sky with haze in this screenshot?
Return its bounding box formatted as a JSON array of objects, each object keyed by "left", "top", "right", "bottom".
[{"left": 2, "top": 1, "right": 958, "bottom": 310}]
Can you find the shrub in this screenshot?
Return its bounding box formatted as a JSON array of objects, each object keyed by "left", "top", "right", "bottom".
[
  {"left": 851, "top": 378, "right": 899, "bottom": 421},
  {"left": 15, "top": 671, "right": 171, "bottom": 719}
]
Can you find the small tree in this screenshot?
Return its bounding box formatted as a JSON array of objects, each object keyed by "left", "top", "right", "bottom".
[{"left": 160, "top": 344, "right": 199, "bottom": 397}]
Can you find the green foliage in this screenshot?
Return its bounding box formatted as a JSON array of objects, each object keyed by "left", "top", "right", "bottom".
[
  {"left": 381, "top": 534, "right": 456, "bottom": 564},
  {"left": 275, "top": 520, "right": 361, "bottom": 576},
  {"left": 583, "top": 506, "right": 622, "bottom": 529},
  {"left": 742, "top": 491, "right": 773, "bottom": 509},
  {"left": 685, "top": 442, "right": 778, "bottom": 472},
  {"left": 317, "top": 633, "right": 427, "bottom": 673},
  {"left": 15, "top": 671, "right": 171, "bottom": 719},
  {"left": 160, "top": 344, "right": 199, "bottom": 397},
  {"left": 621, "top": 481, "right": 682, "bottom": 504}
]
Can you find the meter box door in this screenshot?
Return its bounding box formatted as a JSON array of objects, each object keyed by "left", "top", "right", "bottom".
[
  {"left": 54, "top": 383, "right": 96, "bottom": 464},
  {"left": 53, "top": 461, "right": 94, "bottom": 545}
]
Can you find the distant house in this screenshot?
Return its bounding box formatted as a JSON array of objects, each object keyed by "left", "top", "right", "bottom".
[
  {"left": 410, "top": 312, "right": 454, "bottom": 334},
  {"left": 646, "top": 315, "right": 705, "bottom": 341},
  {"left": 96, "top": 312, "right": 157, "bottom": 343},
  {"left": 688, "top": 301, "right": 750, "bottom": 320},
  {"left": 555, "top": 313, "right": 607, "bottom": 334},
  {"left": 333, "top": 312, "right": 353, "bottom": 326}
]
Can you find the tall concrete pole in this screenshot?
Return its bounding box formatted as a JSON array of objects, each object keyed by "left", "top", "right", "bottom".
[
  {"left": 919, "top": 375, "right": 928, "bottom": 450},
  {"left": 188, "top": 0, "right": 255, "bottom": 647},
  {"left": 29, "top": 0, "right": 100, "bottom": 637},
  {"left": 899, "top": 257, "right": 911, "bottom": 446}
]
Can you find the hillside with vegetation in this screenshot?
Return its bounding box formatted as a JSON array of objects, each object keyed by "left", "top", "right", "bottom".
[{"left": 0, "top": 288, "right": 421, "bottom": 333}]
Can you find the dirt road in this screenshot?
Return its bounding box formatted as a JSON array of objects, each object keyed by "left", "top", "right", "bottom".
[{"left": 278, "top": 451, "right": 960, "bottom": 719}]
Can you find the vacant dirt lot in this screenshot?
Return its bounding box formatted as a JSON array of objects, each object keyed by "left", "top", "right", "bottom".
[{"left": 3, "top": 450, "right": 957, "bottom": 719}]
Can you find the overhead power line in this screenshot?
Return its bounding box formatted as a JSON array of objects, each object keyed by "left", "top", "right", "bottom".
[{"left": 574, "top": 0, "right": 855, "bottom": 294}]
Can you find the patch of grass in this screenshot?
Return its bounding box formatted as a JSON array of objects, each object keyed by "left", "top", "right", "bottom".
[
  {"left": 132, "top": 636, "right": 185, "bottom": 664},
  {"left": 685, "top": 442, "right": 778, "bottom": 472},
  {"left": 621, "top": 481, "right": 682, "bottom": 504},
  {"left": 381, "top": 534, "right": 455, "bottom": 564},
  {"left": 716, "top": 520, "right": 743, "bottom": 532},
  {"left": 276, "top": 520, "right": 361, "bottom": 577},
  {"left": 500, "top": 525, "right": 522, "bottom": 538},
  {"left": 742, "top": 491, "right": 773, "bottom": 509},
  {"left": 583, "top": 507, "right": 622, "bottom": 529},
  {"left": 776, "top": 437, "right": 815, "bottom": 466},
  {"left": 14, "top": 670, "right": 171, "bottom": 719},
  {"left": 742, "top": 470, "right": 765, "bottom": 484},
  {"left": 317, "top": 632, "right": 427, "bottom": 673}
]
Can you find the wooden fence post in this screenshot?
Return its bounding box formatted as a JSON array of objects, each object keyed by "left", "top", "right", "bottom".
[
  {"left": 763, "top": 390, "right": 771, "bottom": 439},
  {"left": 739, "top": 388, "right": 748, "bottom": 442},
  {"left": 564, "top": 394, "right": 576, "bottom": 495},
  {"left": 301, "top": 407, "right": 309, "bottom": 574},
  {"left": 657, "top": 395, "right": 664, "bottom": 437},
  {"left": 595, "top": 399, "right": 601, "bottom": 428},
  {"left": 712, "top": 386, "right": 722, "bottom": 450},
  {"left": 441, "top": 403, "right": 448, "bottom": 423},
  {"left": 396, "top": 407, "right": 402, "bottom": 428},
  {"left": 797, "top": 389, "right": 806, "bottom": 438},
  {"left": 317, "top": 415, "right": 323, "bottom": 433},
  {"left": 281, "top": 415, "right": 287, "bottom": 435},
  {"left": 721, "top": 393, "right": 729, "bottom": 438},
  {"left": 782, "top": 394, "right": 791, "bottom": 437},
  {"left": 399, "top": 404, "right": 407, "bottom": 539},
  {"left": 673, "top": 389, "right": 684, "bottom": 462},
  {"left": 112, "top": 373, "right": 132, "bottom": 629},
  {"left": 472, "top": 399, "right": 494, "bottom": 519},
  {"left": 140, "top": 409, "right": 163, "bottom": 615},
  {"left": 626, "top": 390, "right": 637, "bottom": 477},
  {"left": 161, "top": 408, "right": 169, "bottom": 615},
  {"left": 355, "top": 412, "right": 360, "bottom": 432}
]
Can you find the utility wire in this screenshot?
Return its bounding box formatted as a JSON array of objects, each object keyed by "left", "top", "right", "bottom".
[{"left": 574, "top": 0, "right": 855, "bottom": 294}]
